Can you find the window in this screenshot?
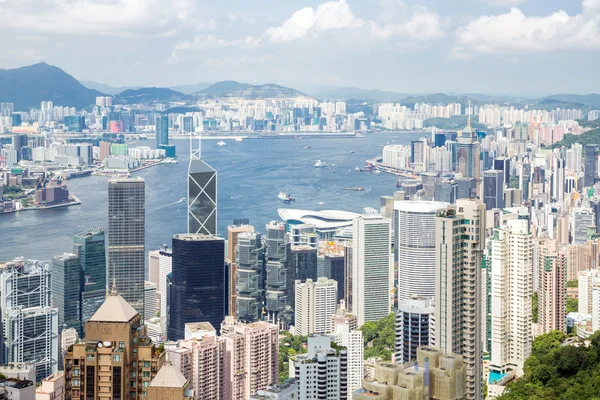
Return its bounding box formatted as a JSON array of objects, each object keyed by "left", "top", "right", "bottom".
[
  {"left": 143, "top": 361, "right": 150, "bottom": 368},
  {"left": 114, "top": 355, "right": 122, "bottom": 362}
]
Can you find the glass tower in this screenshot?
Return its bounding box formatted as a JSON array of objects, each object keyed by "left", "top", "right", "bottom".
[
  {"left": 236, "top": 231, "right": 265, "bottom": 323},
  {"left": 168, "top": 233, "right": 227, "bottom": 340},
  {"left": 51, "top": 253, "right": 83, "bottom": 335},
  {"left": 155, "top": 115, "right": 169, "bottom": 148},
  {"left": 188, "top": 159, "right": 217, "bottom": 235},
  {"left": 108, "top": 177, "right": 145, "bottom": 316},
  {"left": 73, "top": 227, "right": 107, "bottom": 323}
]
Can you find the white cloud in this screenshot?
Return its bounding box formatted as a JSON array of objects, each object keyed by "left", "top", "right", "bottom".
[
  {"left": 370, "top": 6, "right": 445, "bottom": 40},
  {"left": 266, "top": 0, "right": 364, "bottom": 42},
  {"left": 228, "top": 12, "right": 257, "bottom": 26},
  {"left": 454, "top": 1, "right": 600, "bottom": 58},
  {"left": 487, "top": 0, "right": 525, "bottom": 6},
  {"left": 168, "top": 34, "right": 262, "bottom": 64},
  {"left": 0, "top": 0, "right": 207, "bottom": 37}
]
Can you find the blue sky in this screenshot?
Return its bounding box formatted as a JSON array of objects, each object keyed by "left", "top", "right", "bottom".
[{"left": 0, "top": 0, "right": 598, "bottom": 95}]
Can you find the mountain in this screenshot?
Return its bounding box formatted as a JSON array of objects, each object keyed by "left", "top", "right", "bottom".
[
  {"left": 170, "top": 82, "right": 212, "bottom": 95},
  {"left": 528, "top": 98, "right": 587, "bottom": 111},
  {"left": 0, "top": 62, "right": 103, "bottom": 110},
  {"left": 112, "top": 87, "right": 190, "bottom": 105},
  {"left": 195, "top": 80, "right": 311, "bottom": 99},
  {"left": 81, "top": 81, "right": 141, "bottom": 95},
  {"left": 314, "top": 87, "right": 410, "bottom": 102},
  {"left": 541, "top": 94, "right": 600, "bottom": 109}
]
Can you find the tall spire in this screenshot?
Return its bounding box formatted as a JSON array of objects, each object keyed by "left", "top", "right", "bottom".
[
  {"left": 467, "top": 100, "right": 472, "bottom": 128},
  {"left": 111, "top": 278, "right": 118, "bottom": 296}
]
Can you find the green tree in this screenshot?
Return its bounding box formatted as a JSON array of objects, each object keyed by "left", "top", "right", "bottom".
[{"left": 532, "top": 293, "right": 538, "bottom": 323}]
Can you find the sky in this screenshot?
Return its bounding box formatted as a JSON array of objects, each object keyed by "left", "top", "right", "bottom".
[{"left": 0, "top": 0, "right": 598, "bottom": 95}]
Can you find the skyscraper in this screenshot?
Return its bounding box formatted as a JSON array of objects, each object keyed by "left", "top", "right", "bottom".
[
  {"left": 435, "top": 199, "right": 485, "bottom": 400},
  {"left": 73, "top": 227, "right": 106, "bottom": 323},
  {"left": 108, "top": 177, "right": 145, "bottom": 316},
  {"left": 483, "top": 170, "right": 505, "bottom": 210},
  {"left": 455, "top": 117, "right": 481, "bottom": 184},
  {"left": 488, "top": 219, "right": 533, "bottom": 381},
  {"left": 0, "top": 259, "right": 58, "bottom": 381},
  {"left": 63, "top": 290, "right": 162, "bottom": 400},
  {"left": 188, "top": 159, "right": 217, "bottom": 235},
  {"left": 294, "top": 277, "right": 337, "bottom": 336},
  {"left": 227, "top": 223, "right": 255, "bottom": 317},
  {"left": 236, "top": 231, "right": 265, "bottom": 323},
  {"left": 395, "top": 295, "right": 434, "bottom": 364},
  {"left": 352, "top": 214, "right": 393, "bottom": 327},
  {"left": 585, "top": 144, "right": 598, "bottom": 187},
  {"left": 538, "top": 240, "right": 566, "bottom": 334},
  {"left": 394, "top": 201, "right": 447, "bottom": 302},
  {"left": 51, "top": 253, "right": 83, "bottom": 335},
  {"left": 168, "top": 234, "right": 227, "bottom": 340},
  {"left": 156, "top": 115, "right": 169, "bottom": 148},
  {"left": 264, "top": 221, "right": 292, "bottom": 327}
]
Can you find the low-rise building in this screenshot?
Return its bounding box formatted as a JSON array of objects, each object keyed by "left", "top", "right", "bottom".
[{"left": 36, "top": 371, "right": 65, "bottom": 400}]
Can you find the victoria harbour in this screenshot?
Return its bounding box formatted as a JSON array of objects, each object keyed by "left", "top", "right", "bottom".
[{"left": 1, "top": 131, "right": 423, "bottom": 261}]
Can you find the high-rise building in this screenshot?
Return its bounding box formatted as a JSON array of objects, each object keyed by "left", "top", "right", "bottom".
[
  {"left": 567, "top": 244, "right": 592, "bottom": 281},
  {"left": 488, "top": 219, "right": 533, "bottom": 382},
  {"left": 51, "top": 253, "right": 83, "bottom": 335},
  {"left": 291, "top": 335, "right": 348, "bottom": 400},
  {"left": 264, "top": 221, "right": 292, "bottom": 327},
  {"left": 0, "top": 259, "right": 58, "bottom": 382},
  {"left": 455, "top": 118, "right": 481, "bottom": 185},
  {"left": 188, "top": 159, "right": 217, "bottom": 235},
  {"left": 331, "top": 306, "right": 363, "bottom": 395},
  {"left": 394, "top": 201, "right": 447, "bottom": 302},
  {"left": 318, "top": 244, "right": 345, "bottom": 302},
  {"left": 354, "top": 347, "right": 467, "bottom": 400},
  {"left": 295, "top": 278, "right": 337, "bottom": 336},
  {"left": 236, "top": 231, "right": 265, "bottom": 323},
  {"left": 435, "top": 199, "right": 485, "bottom": 400},
  {"left": 73, "top": 227, "right": 106, "bottom": 323},
  {"left": 585, "top": 144, "right": 599, "bottom": 187},
  {"left": 108, "top": 177, "right": 145, "bottom": 315},
  {"left": 538, "top": 240, "right": 567, "bottom": 334},
  {"left": 227, "top": 223, "right": 255, "bottom": 317},
  {"left": 395, "top": 295, "right": 434, "bottom": 364},
  {"left": 63, "top": 289, "right": 162, "bottom": 400},
  {"left": 156, "top": 115, "right": 169, "bottom": 148},
  {"left": 222, "top": 318, "right": 279, "bottom": 400},
  {"left": 579, "top": 269, "right": 600, "bottom": 314},
  {"left": 144, "top": 281, "right": 158, "bottom": 320},
  {"left": 352, "top": 214, "right": 393, "bottom": 327},
  {"left": 168, "top": 234, "right": 227, "bottom": 340},
  {"left": 483, "top": 170, "right": 505, "bottom": 210},
  {"left": 572, "top": 207, "right": 595, "bottom": 244}
]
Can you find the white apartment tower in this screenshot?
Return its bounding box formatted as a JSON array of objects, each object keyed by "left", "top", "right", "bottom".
[
  {"left": 579, "top": 269, "right": 600, "bottom": 314},
  {"left": 291, "top": 335, "right": 348, "bottom": 400},
  {"left": 488, "top": 219, "right": 533, "bottom": 379},
  {"left": 435, "top": 199, "right": 485, "bottom": 400},
  {"left": 352, "top": 214, "right": 393, "bottom": 327},
  {"left": 295, "top": 278, "right": 338, "bottom": 336},
  {"left": 331, "top": 305, "right": 363, "bottom": 395}
]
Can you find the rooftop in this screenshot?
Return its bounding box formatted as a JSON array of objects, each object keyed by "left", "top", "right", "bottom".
[
  {"left": 149, "top": 363, "right": 188, "bottom": 388},
  {"left": 173, "top": 233, "right": 222, "bottom": 241},
  {"left": 278, "top": 209, "right": 360, "bottom": 230},
  {"left": 89, "top": 293, "right": 138, "bottom": 323},
  {"left": 393, "top": 200, "right": 448, "bottom": 213}
]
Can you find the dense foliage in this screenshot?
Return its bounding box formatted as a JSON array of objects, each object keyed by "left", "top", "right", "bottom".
[
  {"left": 424, "top": 116, "right": 487, "bottom": 131},
  {"left": 278, "top": 332, "right": 308, "bottom": 383},
  {"left": 498, "top": 331, "right": 600, "bottom": 399},
  {"left": 552, "top": 128, "right": 600, "bottom": 149},
  {"left": 532, "top": 293, "right": 538, "bottom": 324},
  {"left": 567, "top": 298, "right": 578, "bottom": 314},
  {"left": 360, "top": 313, "right": 395, "bottom": 361}
]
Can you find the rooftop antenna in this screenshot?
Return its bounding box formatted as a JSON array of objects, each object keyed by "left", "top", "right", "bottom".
[
  {"left": 467, "top": 100, "right": 472, "bottom": 128},
  {"left": 190, "top": 131, "right": 201, "bottom": 160}
]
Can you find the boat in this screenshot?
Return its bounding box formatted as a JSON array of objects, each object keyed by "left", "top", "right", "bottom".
[
  {"left": 319, "top": 202, "right": 326, "bottom": 205},
  {"left": 278, "top": 192, "right": 295, "bottom": 203},
  {"left": 162, "top": 158, "right": 178, "bottom": 164},
  {"left": 315, "top": 160, "right": 328, "bottom": 168},
  {"left": 343, "top": 187, "right": 364, "bottom": 191},
  {"left": 232, "top": 161, "right": 236, "bottom": 164},
  {"left": 304, "top": 146, "right": 311, "bottom": 149},
  {"left": 373, "top": 170, "right": 381, "bottom": 174},
  {"left": 350, "top": 150, "right": 355, "bottom": 154},
  {"left": 217, "top": 141, "right": 226, "bottom": 146},
  {"left": 235, "top": 137, "right": 243, "bottom": 142},
  {"left": 177, "top": 197, "right": 185, "bottom": 203}
]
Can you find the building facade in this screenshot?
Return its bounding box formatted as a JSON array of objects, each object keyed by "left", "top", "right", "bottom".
[
  {"left": 108, "top": 177, "right": 146, "bottom": 315},
  {"left": 236, "top": 231, "right": 265, "bottom": 323},
  {"left": 188, "top": 159, "right": 217, "bottom": 235},
  {"left": 294, "top": 277, "right": 337, "bottom": 336},
  {"left": 73, "top": 227, "right": 106, "bottom": 323},
  {"left": 395, "top": 295, "right": 434, "bottom": 364},
  {"left": 51, "top": 253, "right": 82, "bottom": 334}
]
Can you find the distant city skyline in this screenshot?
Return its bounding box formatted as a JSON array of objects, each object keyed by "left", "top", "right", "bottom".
[{"left": 0, "top": 0, "right": 598, "bottom": 95}]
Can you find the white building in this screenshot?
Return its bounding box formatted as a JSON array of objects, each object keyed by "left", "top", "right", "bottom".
[
  {"left": 593, "top": 285, "right": 600, "bottom": 333},
  {"left": 395, "top": 295, "right": 434, "bottom": 364},
  {"left": 332, "top": 322, "right": 363, "bottom": 394},
  {"left": 488, "top": 219, "right": 533, "bottom": 384},
  {"left": 394, "top": 201, "right": 447, "bottom": 302},
  {"left": 382, "top": 145, "right": 411, "bottom": 170},
  {"left": 290, "top": 335, "right": 348, "bottom": 400},
  {"left": 579, "top": 269, "right": 600, "bottom": 314},
  {"left": 352, "top": 214, "right": 393, "bottom": 326},
  {"left": 144, "top": 281, "right": 157, "bottom": 321},
  {"left": 295, "top": 277, "right": 337, "bottom": 336}
]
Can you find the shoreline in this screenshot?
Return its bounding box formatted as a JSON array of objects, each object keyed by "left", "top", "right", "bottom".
[{"left": 1, "top": 194, "right": 81, "bottom": 215}]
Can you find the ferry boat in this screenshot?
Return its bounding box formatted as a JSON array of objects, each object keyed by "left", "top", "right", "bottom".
[
  {"left": 278, "top": 192, "right": 295, "bottom": 203},
  {"left": 343, "top": 187, "right": 364, "bottom": 191},
  {"left": 235, "top": 137, "right": 243, "bottom": 142},
  {"left": 315, "top": 160, "right": 328, "bottom": 168},
  {"left": 162, "top": 158, "right": 178, "bottom": 164},
  {"left": 217, "top": 141, "right": 226, "bottom": 146}
]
